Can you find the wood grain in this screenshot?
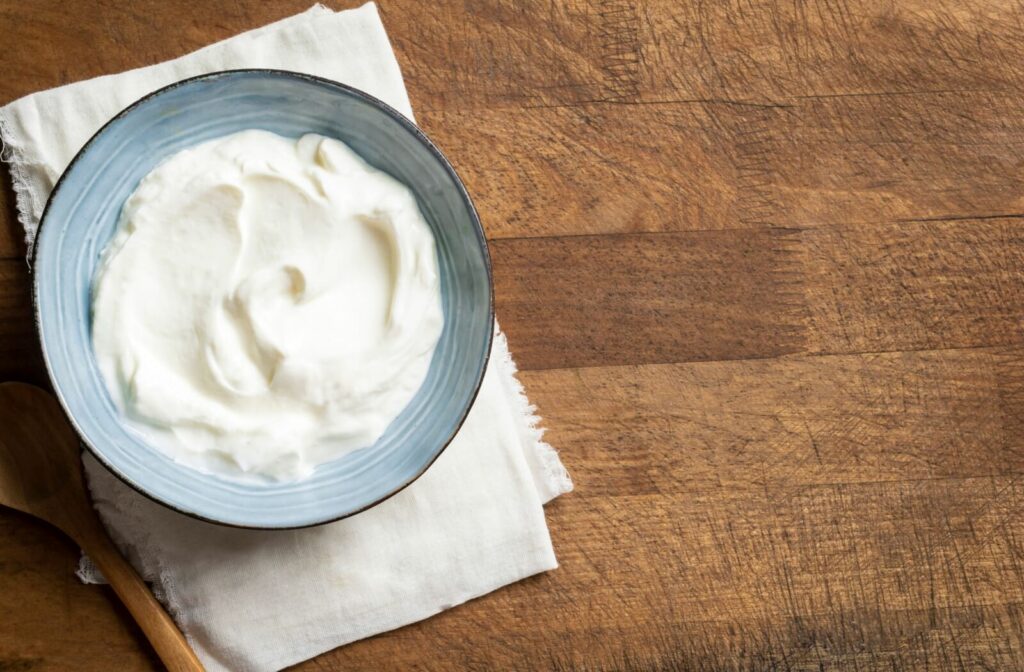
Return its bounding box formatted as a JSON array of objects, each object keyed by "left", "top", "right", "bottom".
[{"left": 3, "top": 0, "right": 1024, "bottom": 670}]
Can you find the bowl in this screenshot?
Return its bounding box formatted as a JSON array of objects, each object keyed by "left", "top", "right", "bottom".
[{"left": 32, "top": 70, "right": 493, "bottom": 528}]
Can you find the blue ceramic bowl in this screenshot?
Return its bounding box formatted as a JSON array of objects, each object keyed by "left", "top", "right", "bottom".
[{"left": 33, "top": 70, "right": 493, "bottom": 528}]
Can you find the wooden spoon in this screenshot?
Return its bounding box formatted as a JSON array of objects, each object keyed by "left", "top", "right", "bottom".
[{"left": 0, "top": 382, "right": 204, "bottom": 672}]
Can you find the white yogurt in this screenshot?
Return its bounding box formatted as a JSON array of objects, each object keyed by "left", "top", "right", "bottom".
[{"left": 91, "top": 130, "right": 444, "bottom": 481}]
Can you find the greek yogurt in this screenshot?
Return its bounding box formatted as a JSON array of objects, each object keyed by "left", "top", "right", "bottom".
[{"left": 91, "top": 130, "right": 444, "bottom": 481}]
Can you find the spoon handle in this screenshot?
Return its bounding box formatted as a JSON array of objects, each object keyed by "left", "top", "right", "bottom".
[{"left": 80, "top": 525, "right": 205, "bottom": 672}]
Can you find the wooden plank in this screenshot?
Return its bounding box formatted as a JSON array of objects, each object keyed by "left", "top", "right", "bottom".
[
  {"left": 7, "top": 1, "right": 1024, "bottom": 113},
  {"left": 390, "top": 0, "right": 1024, "bottom": 109},
  {"left": 763, "top": 91, "right": 1024, "bottom": 229},
  {"left": 524, "top": 348, "right": 1024, "bottom": 493},
  {"left": 289, "top": 348, "right": 1024, "bottom": 670},
  {"left": 493, "top": 219, "right": 1024, "bottom": 370}
]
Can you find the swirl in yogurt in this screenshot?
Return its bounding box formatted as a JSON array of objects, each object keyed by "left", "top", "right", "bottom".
[{"left": 91, "top": 130, "right": 444, "bottom": 481}]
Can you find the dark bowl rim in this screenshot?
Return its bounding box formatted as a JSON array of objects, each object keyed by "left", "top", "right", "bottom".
[{"left": 30, "top": 68, "right": 495, "bottom": 530}]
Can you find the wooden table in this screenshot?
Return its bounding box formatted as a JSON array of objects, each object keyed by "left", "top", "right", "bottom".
[{"left": 3, "top": 1, "right": 1024, "bottom": 669}]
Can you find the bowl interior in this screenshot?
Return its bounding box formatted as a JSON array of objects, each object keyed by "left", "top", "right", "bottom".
[{"left": 33, "top": 70, "right": 492, "bottom": 528}]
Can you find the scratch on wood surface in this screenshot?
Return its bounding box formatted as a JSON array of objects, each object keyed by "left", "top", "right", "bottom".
[
  {"left": 996, "top": 347, "right": 1024, "bottom": 463},
  {"left": 593, "top": 0, "right": 642, "bottom": 102},
  {"left": 718, "top": 103, "right": 786, "bottom": 229}
]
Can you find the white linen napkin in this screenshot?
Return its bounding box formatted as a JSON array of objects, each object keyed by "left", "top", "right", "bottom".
[{"left": 0, "top": 4, "right": 572, "bottom": 671}]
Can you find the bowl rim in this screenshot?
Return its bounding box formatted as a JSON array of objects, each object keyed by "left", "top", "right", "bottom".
[{"left": 30, "top": 68, "right": 495, "bottom": 529}]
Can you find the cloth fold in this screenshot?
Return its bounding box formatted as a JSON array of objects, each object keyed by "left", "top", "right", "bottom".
[{"left": 0, "top": 5, "right": 571, "bottom": 671}]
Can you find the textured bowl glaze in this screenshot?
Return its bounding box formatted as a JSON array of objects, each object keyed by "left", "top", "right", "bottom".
[{"left": 33, "top": 70, "right": 493, "bottom": 528}]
